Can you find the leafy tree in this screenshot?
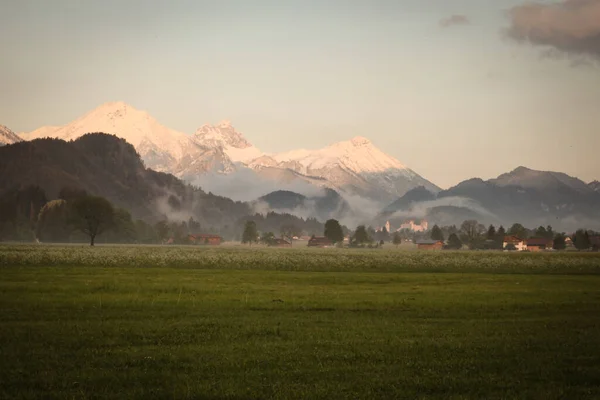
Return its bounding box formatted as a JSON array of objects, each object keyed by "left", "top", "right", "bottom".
[
  {"left": 107, "top": 208, "right": 136, "bottom": 243},
  {"left": 353, "top": 225, "right": 371, "bottom": 245},
  {"left": 36, "top": 199, "right": 70, "bottom": 242},
  {"left": 446, "top": 233, "right": 462, "bottom": 250},
  {"left": 508, "top": 223, "right": 528, "bottom": 239},
  {"left": 430, "top": 224, "right": 444, "bottom": 241},
  {"left": 260, "top": 231, "right": 276, "bottom": 246},
  {"left": 242, "top": 220, "right": 258, "bottom": 245},
  {"left": 459, "top": 220, "right": 485, "bottom": 246},
  {"left": 573, "top": 229, "right": 590, "bottom": 251},
  {"left": 553, "top": 233, "right": 566, "bottom": 251},
  {"left": 68, "top": 195, "right": 115, "bottom": 246},
  {"left": 324, "top": 219, "right": 344, "bottom": 244},
  {"left": 486, "top": 224, "right": 496, "bottom": 240},
  {"left": 392, "top": 232, "right": 402, "bottom": 247},
  {"left": 280, "top": 224, "right": 301, "bottom": 246},
  {"left": 534, "top": 226, "right": 548, "bottom": 238}
]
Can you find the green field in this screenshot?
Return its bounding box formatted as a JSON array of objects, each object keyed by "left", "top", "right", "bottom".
[{"left": 1, "top": 245, "right": 600, "bottom": 399}]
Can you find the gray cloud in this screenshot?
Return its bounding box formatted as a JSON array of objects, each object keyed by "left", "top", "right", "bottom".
[
  {"left": 507, "top": 0, "right": 600, "bottom": 58},
  {"left": 439, "top": 15, "right": 470, "bottom": 28}
]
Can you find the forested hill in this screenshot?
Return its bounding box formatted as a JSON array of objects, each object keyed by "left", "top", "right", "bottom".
[{"left": 0, "top": 133, "right": 327, "bottom": 238}]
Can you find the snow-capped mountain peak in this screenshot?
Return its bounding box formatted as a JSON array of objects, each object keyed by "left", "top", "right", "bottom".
[
  {"left": 0, "top": 125, "right": 23, "bottom": 146},
  {"left": 20, "top": 102, "right": 203, "bottom": 171},
  {"left": 192, "top": 121, "right": 262, "bottom": 163},
  {"left": 263, "top": 136, "right": 439, "bottom": 202},
  {"left": 275, "top": 136, "right": 407, "bottom": 174}
]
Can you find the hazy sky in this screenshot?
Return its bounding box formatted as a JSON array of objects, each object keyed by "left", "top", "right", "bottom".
[{"left": 1, "top": 0, "right": 599, "bottom": 188}]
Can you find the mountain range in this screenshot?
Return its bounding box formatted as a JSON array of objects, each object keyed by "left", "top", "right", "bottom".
[
  {"left": 19, "top": 102, "right": 438, "bottom": 204},
  {"left": 381, "top": 167, "right": 600, "bottom": 231},
  {"left": 4, "top": 101, "right": 599, "bottom": 231},
  {"left": 0, "top": 133, "right": 329, "bottom": 239}
]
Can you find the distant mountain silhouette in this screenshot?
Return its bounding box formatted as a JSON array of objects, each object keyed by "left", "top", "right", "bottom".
[
  {"left": 379, "top": 167, "right": 600, "bottom": 231},
  {"left": 256, "top": 188, "right": 351, "bottom": 222}
]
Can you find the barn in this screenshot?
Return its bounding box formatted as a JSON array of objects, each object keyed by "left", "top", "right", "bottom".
[
  {"left": 188, "top": 234, "right": 223, "bottom": 245},
  {"left": 416, "top": 239, "right": 444, "bottom": 250}
]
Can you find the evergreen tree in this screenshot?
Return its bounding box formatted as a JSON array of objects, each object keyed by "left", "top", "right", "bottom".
[
  {"left": 324, "top": 219, "right": 344, "bottom": 244},
  {"left": 242, "top": 220, "right": 258, "bottom": 245},
  {"left": 486, "top": 224, "right": 496, "bottom": 240},
  {"left": 430, "top": 224, "right": 444, "bottom": 241},
  {"left": 154, "top": 220, "right": 169, "bottom": 243},
  {"left": 353, "top": 225, "right": 370, "bottom": 245},
  {"left": 188, "top": 217, "right": 201, "bottom": 233},
  {"left": 553, "top": 233, "right": 566, "bottom": 250},
  {"left": 392, "top": 232, "right": 402, "bottom": 247},
  {"left": 447, "top": 233, "right": 462, "bottom": 250},
  {"left": 497, "top": 225, "right": 506, "bottom": 239},
  {"left": 573, "top": 229, "right": 590, "bottom": 251}
]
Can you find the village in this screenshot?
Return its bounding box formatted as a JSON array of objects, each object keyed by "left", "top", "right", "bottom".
[{"left": 172, "top": 218, "right": 600, "bottom": 252}]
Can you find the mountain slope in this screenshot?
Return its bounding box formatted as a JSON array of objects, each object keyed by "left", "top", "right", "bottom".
[
  {"left": 0, "top": 125, "right": 22, "bottom": 146},
  {"left": 380, "top": 167, "right": 600, "bottom": 231},
  {"left": 192, "top": 121, "right": 262, "bottom": 163},
  {"left": 19, "top": 102, "right": 216, "bottom": 173},
  {"left": 0, "top": 133, "right": 249, "bottom": 224},
  {"left": 254, "top": 136, "right": 440, "bottom": 203},
  {"left": 20, "top": 102, "right": 439, "bottom": 205},
  {"left": 590, "top": 181, "right": 600, "bottom": 192},
  {"left": 255, "top": 188, "right": 351, "bottom": 222},
  {"left": 0, "top": 133, "right": 337, "bottom": 238}
]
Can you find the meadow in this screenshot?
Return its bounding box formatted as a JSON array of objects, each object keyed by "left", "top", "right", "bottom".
[{"left": 1, "top": 244, "right": 600, "bottom": 399}]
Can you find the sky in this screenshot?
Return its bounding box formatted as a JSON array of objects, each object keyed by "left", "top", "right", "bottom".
[{"left": 1, "top": 0, "right": 599, "bottom": 189}]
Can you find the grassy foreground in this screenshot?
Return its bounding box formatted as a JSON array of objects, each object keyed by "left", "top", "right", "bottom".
[{"left": 1, "top": 246, "right": 600, "bottom": 399}]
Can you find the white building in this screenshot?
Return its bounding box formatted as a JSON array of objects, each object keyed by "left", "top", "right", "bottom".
[{"left": 398, "top": 220, "right": 428, "bottom": 232}]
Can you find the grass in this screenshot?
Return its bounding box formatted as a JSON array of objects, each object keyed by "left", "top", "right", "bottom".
[{"left": 1, "top": 245, "right": 600, "bottom": 399}]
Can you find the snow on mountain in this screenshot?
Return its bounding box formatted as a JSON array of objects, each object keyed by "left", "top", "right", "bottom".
[
  {"left": 256, "top": 136, "right": 440, "bottom": 202},
  {"left": 275, "top": 136, "right": 407, "bottom": 173},
  {"left": 0, "top": 125, "right": 23, "bottom": 146},
  {"left": 20, "top": 102, "right": 439, "bottom": 204},
  {"left": 590, "top": 181, "right": 600, "bottom": 192},
  {"left": 191, "top": 120, "right": 262, "bottom": 163},
  {"left": 19, "top": 102, "right": 213, "bottom": 172}
]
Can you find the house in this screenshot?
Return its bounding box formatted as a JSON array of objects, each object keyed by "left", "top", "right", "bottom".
[
  {"left": 188, "top": 234, "right": 223, "bottom": 245},
  {"left": 270, "top": 238, "right": 291, "bottom": 247},
  {"left": 399, "top": 220, "right": 428, "bottom": 232},
  {"left": 416, "top": 239, "right": 444, "bottom": 250},
  {"left": 308, "top": 236, "right": 333, "bottom": 247},
  {"left": 525, "top": 237, "right": 553, "bottom": 252},
  {"left": 503, "top": 235, "right": 526, "bottom": 251}
]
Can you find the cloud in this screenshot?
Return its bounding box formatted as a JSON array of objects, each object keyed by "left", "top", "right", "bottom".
[
  {"left": 388, "top": 196, "right": 497, "bottom": 221},
  {"left": 191, "top": 167, "right": 326, "bottom": 202},
  {"left": 439, "top": 15, "right": 470, "bottom": 28},
  {"left": 507, "top": 0, "right": 600, "bottom": 58}
]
